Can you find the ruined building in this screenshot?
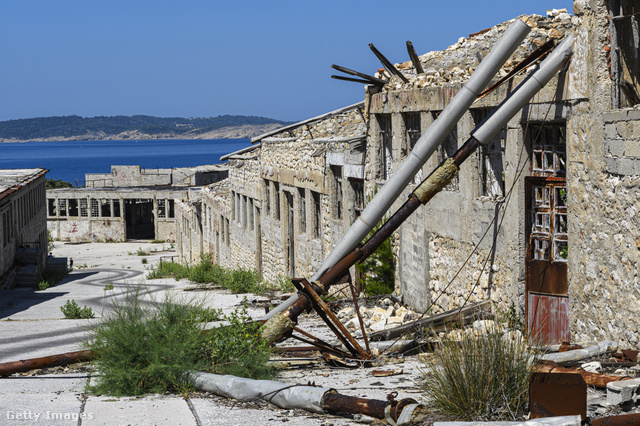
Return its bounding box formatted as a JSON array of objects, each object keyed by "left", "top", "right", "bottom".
[
  {"left": 177, "top": 0, "right": 640, "bottom": 347},
  {"left": 47, "top": 164, "right": 226, "bottom": 242},
  {"left": 0, "top": 168, "right": 48, "bottom": 288}
]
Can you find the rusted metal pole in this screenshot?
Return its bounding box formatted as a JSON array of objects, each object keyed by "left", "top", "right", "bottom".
[
  {"left": 535, "top": 362, "right": 631, "bottom": 389},
  {"left": 0, "top": 350, "right": 94, "bottom": 377},
  {"left": 331, "top": 64, "right": 388, "bottom": 86},
  {"left": 591, "top": 413, "right": 640, "bottom": 426},
  {"left": 368, "top": 43, "right": 410, "bottom": 83},
  {"left": 406, "top": 41, "right": 424, "bottom": 74}
]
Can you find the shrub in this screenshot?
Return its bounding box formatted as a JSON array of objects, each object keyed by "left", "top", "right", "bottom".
[
  {"left": 35, "top": 270, "right": 66, "bottom": 291},
  {"left": 356, "top": 220, "right": 395, "bottom": 296},
  {"left": 141, "top": 258, "right": 148, "bottom": 264},
  {"left": 61, "top": 299, "right": 95, "bottom": 319},
  {"left": 85, "top": 286, "right": 275, "bottom": 396},
  {"left": 37, "top": 281, "right": 49, "bottom": 291},
  {"left": 419, "top": 326, "right": 537, "bottom": 420}
]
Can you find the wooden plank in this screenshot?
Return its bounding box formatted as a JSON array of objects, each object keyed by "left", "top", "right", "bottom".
[
  {"left": 369, "top": 300, "right": 490, "bottom": 341},
  {"left": 368, "top": 43, "right": 409, "bottom": 83},
  {"left": 406, "top": 41, "right": 424, "bottom": 74}
]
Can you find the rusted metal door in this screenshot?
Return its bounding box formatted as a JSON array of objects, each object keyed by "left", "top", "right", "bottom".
[
  {"left": 525, "top": 123, "right": 568, "bottom": 344},
  {"left": 525, "top": 177, "right": 568, "bottom": 344}
]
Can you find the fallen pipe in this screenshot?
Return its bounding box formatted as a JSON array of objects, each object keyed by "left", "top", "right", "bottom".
[
  {"left": 264, "top": 18, "right": 532, "bottom": 320},
  {"left": 261, "top": 34, "right": 575, "bottom": 347},
  {"left": 0, "top": 349, "right": 94, "bottom": 377},
  {"left": 187, "top": 371, "right": 425, "bottom": 424},
  {"left": 540, "top": 340, "right": 618, "bottom": 363}
]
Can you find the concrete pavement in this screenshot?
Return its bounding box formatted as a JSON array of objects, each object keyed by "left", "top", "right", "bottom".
[{"left": 0, "top": 242, "right": 425, "bottom": 425}]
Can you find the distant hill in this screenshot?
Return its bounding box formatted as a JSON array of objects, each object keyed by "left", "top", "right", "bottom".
[{"left": 0, "top": 115, "right": 293, "bottom": 142}]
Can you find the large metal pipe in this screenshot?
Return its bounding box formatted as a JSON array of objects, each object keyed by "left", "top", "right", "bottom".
[
  {"left": 264, "top": 18, "right": 531, "bottom": 319},
  {"left": 187, "top": 371, "right": 421, "bottom": 423},
  {"left": 261, "top": 34, "right": 575, "bottom": 347}
]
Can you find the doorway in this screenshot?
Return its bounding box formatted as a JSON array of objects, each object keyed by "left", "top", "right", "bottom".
[{"left": 125, "top": 199, "right": 154, "bottom": 240}]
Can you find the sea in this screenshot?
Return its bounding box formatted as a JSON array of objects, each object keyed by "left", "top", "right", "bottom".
[{"left": 0, "top": 139, "right": 252, "bottom": 185}]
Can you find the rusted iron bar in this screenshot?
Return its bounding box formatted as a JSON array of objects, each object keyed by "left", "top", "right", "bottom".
[
  {"left": 476, "top": 38, "right": 557, "bottom": 100},
  {"left": 0, "top": 349, "right": 94, "bottom": 377},
  {"left": 331, "top": 75, "right": 376, "bottom": 85},
  {"left": 368, "top": 43, "right": 409, "bottom": 83},
  {"left": 288, "top": 334, "right": 354, "bottom": 359},
  {"left": 535, "top": 361, "right": 631, "bottom": 389},
  {"left": 348, "top": 278, "right": 370, "bottom": 355},
  {"left": 591, "top": 413, "right": 640, "bottom": 425},
  {"left": 291, "top": 326, "right": 354, "bottom": 358},
  {"left": 321, "top": 391, "right": 417, "bottom": 422},
  {"left": 406, "top": 41, "right": 424, "bottom": 74},
  {"left": 331, "top": 64, "right": 388, "bottom": 86},
  {"left": 293, "top": 278, "right": 370, "bottom": 359}
]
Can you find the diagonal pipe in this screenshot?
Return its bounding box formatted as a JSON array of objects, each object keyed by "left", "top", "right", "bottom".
[{"left": 263, "top": 18, "right": 532, "bottom": 321}]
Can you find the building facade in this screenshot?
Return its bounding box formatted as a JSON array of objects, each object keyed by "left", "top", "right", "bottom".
[
  {"left": 0, "top": 169, "right": 48, "bottom": 288},
  {"left": 176, "top": 1, "right": 640, "bottom": 347}
]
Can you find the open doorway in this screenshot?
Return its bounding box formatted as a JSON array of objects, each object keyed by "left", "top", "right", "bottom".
[{"left": 125, "top": 199, "right": 154, "bottom": 240}]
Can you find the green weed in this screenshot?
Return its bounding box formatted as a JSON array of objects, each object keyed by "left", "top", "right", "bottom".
[
  {"left": 61, "top": 299, "right": 95, "bottom": 319},
  {"left": 85, "top": 286, "right": 275, "bottom": 396},
  {"left": 419, "top": 325, "right": 537, "bottom": 420}
]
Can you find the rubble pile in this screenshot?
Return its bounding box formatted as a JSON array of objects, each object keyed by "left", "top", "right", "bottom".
[
  {"left": 386, "top": 11, "right": 575, "bottom": 90},
  {"left": 336, "top": 298, "right": 420, "bottom": 334}
]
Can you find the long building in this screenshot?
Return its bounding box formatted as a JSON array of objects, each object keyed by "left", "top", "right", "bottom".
[
  {"left": 0, "top": 168, "right": 48, "bottom": 288},
  {"left": 179, "top": 1, "right": 640, "bottom": 347}
]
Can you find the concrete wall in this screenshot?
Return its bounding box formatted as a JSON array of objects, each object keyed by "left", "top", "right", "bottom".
[{"left": 568, "top": 0, "right": 640, "bottom": 348}]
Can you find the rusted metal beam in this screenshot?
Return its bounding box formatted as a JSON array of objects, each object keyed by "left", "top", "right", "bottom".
[
  {"left": 535, "top": 361, "right": 631, "bottom": 388},
  {"left": 406, "top": 41, "right": 424, "bottom": 74},
  {"left": 331, "top": 75, "right": 377, "bottom": 85},
  {"left": 0, "top": 350, "right": 94, "bottom": 377},
  {"left": 368, "top": 43, "right": 409, "bottom": 83},
  {"left": 591, "top": 413, "right": 640, "bottom": 425},
  {"left": 331, "top": 64, "right": 388, "bottom": 86},
  {"left": 476, "top": 38, "right": 556, "bottom": 100}
]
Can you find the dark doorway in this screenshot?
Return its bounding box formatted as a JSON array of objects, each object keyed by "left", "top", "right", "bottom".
[{"left": 125, "top": 199, "right": 154, "bottom": 240}]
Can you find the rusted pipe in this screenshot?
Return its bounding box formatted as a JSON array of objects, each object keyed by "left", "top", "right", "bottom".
[
  {"left": 535, "top": 362, "right": 631, "bottom": 389},
  {"left": 0, "top": 350, "right": 94, "bottom": 377},
  {"left": 591, "top": 413, "right": 640, "bottom": 425}
]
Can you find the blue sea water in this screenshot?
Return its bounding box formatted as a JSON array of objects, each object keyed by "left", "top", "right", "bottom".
[{"left": 0, "top": 139, "right": 251, "bottom": 185}]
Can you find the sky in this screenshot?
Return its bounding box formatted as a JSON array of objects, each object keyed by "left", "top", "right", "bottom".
[{"left": 1, "top": 1, "right": 574, "bottom": 123}]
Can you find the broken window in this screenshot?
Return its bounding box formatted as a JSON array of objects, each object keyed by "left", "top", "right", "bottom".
[
  {"left": 332, "top": 166, "right": 343, "bottom": 220},
  {"left": 225, "top": 217, "right": 230, "bottom": 246},
  {"left": 231, "top": 192, "right": 236, "bottom": 221},
  {"left": 113, "top": 200, "right": 121, "bottom": 218},
  {"left": 249, "top": 198, "right": 254, "bottom": 231},
  {"left": 608, "top": 1, "right": 640, "bottom": 107},
  {"left": 157, "top": 199, "right": 166, "bottom": 218},
  {"left": 377, "top": 114, "right": 393, "bottom": 180},
  {"left": 471, "top": 109, "right": 504, "bottom": 197},
  {"left": 530, "top": 123, "right": 566, "bottom": 178},
  {"left": 101, "top": 199, "right": 111, "bottom": 217},
  {"left": 90, "top": 199, "right": 99, "bottom": 217},
  {"left": 80, "top": 199, "right": 88, "bottom": 217},
  {"left": 242, "top": 196, "right": 248, "bottom": 228},
  {"left": 68, "top": 199, "right": 78, "bottom": 217},
  {"left": 58, "top": 199, "right": 67, "bottom": 217},
  {"left": 404, "top": 112, "right": 423, "bottom": 183},
  {"left": 299, "top": 188, "right": 306, "bottom": 234},
  {"left": 350, "top": 178, "right": 364, "bottom": 222},
  {"left": 168, "top": 200, "right": 174, "bottom": 218},
  {"left": 264, "top": 180, "right": 270, "bottom": 216},
  {"left": 48, "top": 199, "right": 57, "bottom": 217},
  {"left": 312, "top": 191, "right": 321, "bottom": 238},
  {"left": 274, "top": 182, "right": 281, "bottom": 221},
  {"left": 433, "top": 111, "right": 460, "bottom": 191}
]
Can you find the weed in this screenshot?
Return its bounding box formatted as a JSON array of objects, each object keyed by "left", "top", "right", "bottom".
[
  {"left": 141, "top": 258, "right": 148, "bottom": 264},
  {"left": 61, "top": 299, "right": 95, "bottom": 319},
  {"left": 147, "top": 256, "right": 265, "bottom": 294},
  {"left": 85, "top": 286, "right": 275, "bottom": 396},
  {"left": 103, "top": 283, "right": 114, "bottom": 291},
  {"left": 150, "top": 240, "right": 165, "bottom": 244},
  {"left": 35, "top": 270, "right": 66, "bottom": 291},
  {"left": 419, "top": 325, "right": 538, "bottom": 420}
]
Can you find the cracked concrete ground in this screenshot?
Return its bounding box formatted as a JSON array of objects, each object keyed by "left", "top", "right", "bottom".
[{"left": 0, "top": 242, "right": 428, "bottom": 425}]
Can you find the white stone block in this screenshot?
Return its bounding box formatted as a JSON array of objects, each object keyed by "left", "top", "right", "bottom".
[{"left": 606, "top": 378, "right": 640, "bottom": 406}]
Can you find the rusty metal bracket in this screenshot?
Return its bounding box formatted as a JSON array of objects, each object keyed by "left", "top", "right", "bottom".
[{"left": 291, "top": 278, "right": 371, "bottom": 360}]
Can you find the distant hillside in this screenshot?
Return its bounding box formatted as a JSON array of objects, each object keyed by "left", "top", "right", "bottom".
[{"left": 0, "top": 115, "right": 293, "bottom": 142}]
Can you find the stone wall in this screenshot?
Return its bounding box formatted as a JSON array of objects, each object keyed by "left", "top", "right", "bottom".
[{"left": 604, "top": 109, "right": 640, "bottom": 175}]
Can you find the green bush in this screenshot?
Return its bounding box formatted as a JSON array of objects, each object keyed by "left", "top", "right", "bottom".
[
  {"left": 61, "top": 299, "right": 95, "bottom": 319},
  {"left": 37, "top": 281, "right": 50, "bottom": 291},
  {"left": 85, "top": 286, "right": 275, "bottom": 396},
  {"left": 356, "top": 220, "right": 395, "bottom": 296},
  {"left": 147, "top": 256, "right": 264, "bottom": 294},
  {"left": 419, "top": 327, "right": 537, "bottom": 420},
  {"left": 36, "top": 270, "right": 66, "bottom": 291}
]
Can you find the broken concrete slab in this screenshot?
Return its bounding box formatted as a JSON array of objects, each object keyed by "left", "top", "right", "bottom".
[
  {"left": 606, "top": 377, "right": 640, "bottom": 407},
  {"left": 83, "top": 395, "right": 195, "bottom": 426}
]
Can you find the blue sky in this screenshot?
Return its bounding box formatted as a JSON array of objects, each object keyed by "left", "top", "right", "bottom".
[{"left": 1, "top": 1, "right": 574, "bottom": 123}]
